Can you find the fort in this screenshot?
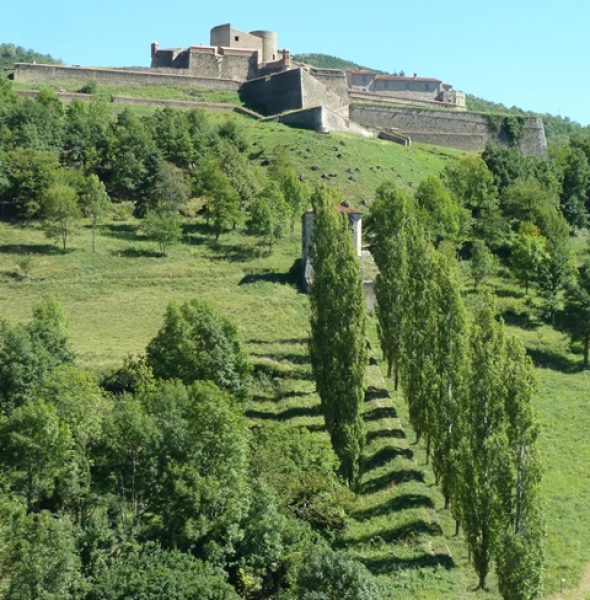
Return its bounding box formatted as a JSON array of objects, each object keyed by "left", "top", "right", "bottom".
[{"left": 12, "top": 23, "right": 547, "bottom": 157}]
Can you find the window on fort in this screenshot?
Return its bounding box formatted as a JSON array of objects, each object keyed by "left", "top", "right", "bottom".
[{"left": 234, "top": 36, "right": 239, "bottom": 42}]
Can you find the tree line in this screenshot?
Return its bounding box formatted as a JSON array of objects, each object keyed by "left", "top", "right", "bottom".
[
  {"left": 0, "top": 75, "right": 309, "bottom": 255},
  {"left": 365, "top": 181, "right": 544, "bottom": 596},
  {"left": 0, "top": 296, "right": 381, "bottom": 599}
]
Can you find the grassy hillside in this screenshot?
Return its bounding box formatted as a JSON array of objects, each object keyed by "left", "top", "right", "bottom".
[
  {"left": 2, "top": 74, "right": 589, "bottom": 597},
  {"left": 0, "top": 211, "right": 588, "bottom": 598},
  {"left": 293, "top": 53, "right": 387, "bottom": 73}
]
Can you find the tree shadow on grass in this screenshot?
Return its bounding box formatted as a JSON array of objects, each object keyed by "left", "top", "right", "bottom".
[
  {"left": 364, "top": 406, "right": 398, "bottom": 422},
  {"left": 366, "top": 428, "right": 406, "bottom": 443},
  {"left": 277, "top": 390, "right": 314, "bottom": 400},
  {"left": 0, "top": 243, "right": 59, "bottom": 255},
  {"left": 352, "top": 493, "right": 434, "bottom": 521},
  {"left": 205, "top": 242, "right": 260, "bottom": 262},
  {"left": 239, "top": 270, "right": 295, "bottom": 286},
  {"left": 362, "top": 553, "right": 454, "bottom": 575},
  {"left": 502, "top": 310, "right": 540, "bottom": 331},
  {"left": 365, "top": 386, "right": 389, "bottom": 402},
  {"left": 526, "top": 348, "right": 579, "bottom": 373},
  {"left": 102, "top": 223, "right": 140, "bottom": 240},
  {"left": 245, "top": 404, "right": 322, "bottom": 421},
  {"left": 341, "top": 519, "right": 442, "bottom": 547},
  {"left": 362, "top": 445, "right": 414, "bottom": 471},
  {"left": 248, "top": 338, "right": 308, "bottom": 345},
  {"left": 114, "top": 247, "right": 163, "bottom": 258},
  {"left": 359, "top": 469, "right": 425, "bottom": 495}
]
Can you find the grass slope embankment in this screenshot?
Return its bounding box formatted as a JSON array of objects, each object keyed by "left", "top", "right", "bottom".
[{"left": 12, "top": 79, "right": 242, "bottom": 105}]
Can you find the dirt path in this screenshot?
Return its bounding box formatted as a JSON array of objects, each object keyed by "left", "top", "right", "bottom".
[{"left": 544, "top": 563, "right": 590, "bottom": 600}]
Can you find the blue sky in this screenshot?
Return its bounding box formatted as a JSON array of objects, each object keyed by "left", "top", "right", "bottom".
[{"left": 3, "top": 0, "right": 588, "bottom": 124}]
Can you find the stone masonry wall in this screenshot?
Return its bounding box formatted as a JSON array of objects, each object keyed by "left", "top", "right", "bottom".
[
  {"left": 187, "top": 49, "right": 257, "bottom": 80},
  {"left": 349, "top": 105, "right": 547, "bottom": 156},
  {"left": 239, "top": 69, "right": 303, "bottom": 115},
  {"left": 300, "top": 68, "right": 348, "bottom": 116},
  {"left": 13, "top": 63, "right": 241, "bottom": 91},
  {"left": 308, "top": 67, "right": 350, "bottom": 103}
]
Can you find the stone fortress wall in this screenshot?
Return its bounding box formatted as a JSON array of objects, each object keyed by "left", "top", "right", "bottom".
[
  {"left": 349, "top": 105, "right": 548, "bottom": 157},
  {"left": 11, "top": 22, "right": 547, "bottom": 157},
  {"left": 13, "top": 63, "right": 241, "bottom": 91}
]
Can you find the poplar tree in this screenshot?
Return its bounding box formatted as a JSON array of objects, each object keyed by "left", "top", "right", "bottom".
[
  {"left": 309, "top": 187, "right": 366, "bottom": 486},
  {"left": 456, "top": 296, "right": 508, "bottom": 590},
  {"left": 456, "top": 297, "right": 544, "bottom": 593},
  {"left": 495, "top": 336, "right": 544, "bottom": 600},
  {"left": 430, "top": 255, "right": 468, "bottom": 510},
  {"left": 399, "top": 221, "right": 439, "bottom": 452},
  {"left": 367, "top": 182, "right": 414, "bottom": 388}
]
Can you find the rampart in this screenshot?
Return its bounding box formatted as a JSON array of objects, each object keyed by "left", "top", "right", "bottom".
[
  {"left": 13, "top": 63, "right": 241, "bottom": 91},
  {"left": 349, "top": 105, "right": 547, "bottom": 156},
  {"left": 239, "top": 68, "right": 348, "bottom": 117}
]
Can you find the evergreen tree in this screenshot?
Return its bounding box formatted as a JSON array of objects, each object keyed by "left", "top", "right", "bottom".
[{"left": 309, "top": 187, "right": 366, "bottom": 485}]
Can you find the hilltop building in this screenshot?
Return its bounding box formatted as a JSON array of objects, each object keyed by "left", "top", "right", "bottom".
[
  {"left": 11, "top": 22, "right": 547, "bottom": 156},
  {"left": 150, "top": 24, "right": 292, "bottom": 82},
  {"left": 348, "top": 71, "right": 466, "bottom": 108}
]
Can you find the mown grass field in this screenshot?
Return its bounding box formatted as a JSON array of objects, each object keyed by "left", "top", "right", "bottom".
[
  {"left": 0, "top": 112, "right": 588, "bottom": 598},
  {"left": 12, "top": 78, "right": 243, "bottom": 105}
]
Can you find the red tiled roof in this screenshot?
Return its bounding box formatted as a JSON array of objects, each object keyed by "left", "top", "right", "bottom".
[
  {"left": 305, "top": 203, "right": 363, "bottom": 215},
  {"left": 335, "top": 203, "right": 362, "bottom": 215}
]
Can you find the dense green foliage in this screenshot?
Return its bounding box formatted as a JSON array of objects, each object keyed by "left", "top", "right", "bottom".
[
  {"left": 0, "top": 43, "right": 62, "bottom": 69},
  {"left": 146, "top": 298, "right": 249, "bottom": 395},
  {"left": 293, "top": 53, "right": 387, "bottom": 73},
  {"left": 467, "top": 94, "right": 590, "bottom": 146}
]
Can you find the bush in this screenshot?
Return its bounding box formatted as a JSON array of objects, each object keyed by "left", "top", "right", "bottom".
[
  {"left": 78, "top": 80, "right": 98, "bottom": 94},
  {"left": 88, "top": 542, "right": 238, "bottom": 599},
  {"left": 296, "top": 546, "right": 380, "bottom": 600},
  {"left": 146, "top": 298, "right": 249, "bottom": 395}
]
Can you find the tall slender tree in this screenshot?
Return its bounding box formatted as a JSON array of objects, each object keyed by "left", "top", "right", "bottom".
[
  {"left": 456, "top": 296, "right": 508, "bottom": 590},
  {"left": 495, "top": 336, "right": 544, "bottom": 600},
  {"left": 367, "top": 182, "right": 414, "bottom": 388},
  {"left": 309, "top": 187, "right": 366, "bottom": 486},
  {"left": 399, "top": 221, "right": 439, "bottom": 453},
  {"left": 430, "top": 255, "right": 469, "bottom": 510}
]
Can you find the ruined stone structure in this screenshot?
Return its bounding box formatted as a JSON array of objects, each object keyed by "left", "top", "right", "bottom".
[
  {"left": 11, "top": 22, "right": 547, "bottom": 156},
  {"left": 301, "top": 203, "right": 363, "bottom": 291}
]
